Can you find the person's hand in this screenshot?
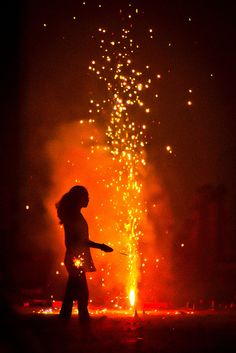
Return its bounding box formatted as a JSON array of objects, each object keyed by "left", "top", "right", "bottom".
[{"left": 100, "top": 243, "right": 113, "bottom": 252}]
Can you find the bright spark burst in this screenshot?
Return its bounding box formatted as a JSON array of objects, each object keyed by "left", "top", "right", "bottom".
[{"left": 73, "top": 255, "right": 84, "bottom": 268}]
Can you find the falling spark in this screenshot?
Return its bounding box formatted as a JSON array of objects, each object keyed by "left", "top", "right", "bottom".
[{"left": 166, "top": 145, "right": 173, "bottom": 154}]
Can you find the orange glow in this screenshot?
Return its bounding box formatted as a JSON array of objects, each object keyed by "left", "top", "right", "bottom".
[{"left": 45, "top": 2, "right": 174, "bottom": 310}]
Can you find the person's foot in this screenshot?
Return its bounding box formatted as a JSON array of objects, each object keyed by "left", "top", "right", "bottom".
[
  {"left": 78, "top": 308, "right": 90, "bottom": 323},
  {"left": 79, "top": 314, "right": 90, "bottom": 324}
]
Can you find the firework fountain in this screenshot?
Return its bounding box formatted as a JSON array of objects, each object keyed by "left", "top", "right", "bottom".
[
  {"left": 44, "top": 2, "right": 170, "bottom": 312},
  {"left": 88, "top": 6, "right": 153, "bottom": 308}
]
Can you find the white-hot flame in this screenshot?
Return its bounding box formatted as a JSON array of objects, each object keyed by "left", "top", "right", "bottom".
[{"left": 129, "top": 289, "right": 135, "bottom": 307}]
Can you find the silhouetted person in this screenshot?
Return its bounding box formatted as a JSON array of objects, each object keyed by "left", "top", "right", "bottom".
[{"left": 56, "top": 185, "right": 113, "bottom": 323}]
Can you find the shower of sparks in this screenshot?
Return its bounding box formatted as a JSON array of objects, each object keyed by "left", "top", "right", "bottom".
[{"left": 88, "top": 3, "right": 152, "bottom": 307}]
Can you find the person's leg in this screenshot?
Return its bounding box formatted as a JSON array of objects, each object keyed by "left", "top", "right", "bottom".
[
  {"left": 59, "top": 274, "right": 75, "bottom": 319},
  {"left": 76, "top": 271, "right": 90, "bottom": 323}
]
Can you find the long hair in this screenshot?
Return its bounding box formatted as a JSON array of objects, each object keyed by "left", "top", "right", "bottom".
[{"left": 56, "top": 185, "right": 88, "bottom": 224}]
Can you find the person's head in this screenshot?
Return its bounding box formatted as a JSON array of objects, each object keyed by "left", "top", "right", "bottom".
[
  {"left": 68, "top": 185, "right": 89, "bottom": 207},
  {"left": 56, "top": 185, "right": 89, "bottom": 223}
]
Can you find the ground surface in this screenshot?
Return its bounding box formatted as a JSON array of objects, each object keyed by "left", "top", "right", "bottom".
[{"left": 1, "top": 310, "right": 236, "bottom": 353}]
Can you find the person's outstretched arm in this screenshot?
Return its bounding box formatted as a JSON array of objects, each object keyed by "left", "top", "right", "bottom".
[{"left": 86, "top": 240, "right": 113, "bottom": 252}]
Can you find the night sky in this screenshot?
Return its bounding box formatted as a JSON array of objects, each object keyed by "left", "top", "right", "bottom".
[{"left": 1, "top": 0, "right": 236, "bottom": 298}]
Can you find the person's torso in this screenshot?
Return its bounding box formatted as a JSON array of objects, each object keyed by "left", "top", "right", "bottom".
[{"left": 63, "top": 213, "right": 96, "bottom": 272}]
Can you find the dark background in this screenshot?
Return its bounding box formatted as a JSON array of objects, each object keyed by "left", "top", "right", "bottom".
[{"left": 1, "top": 0, "right": 236, "bottom": 305}]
